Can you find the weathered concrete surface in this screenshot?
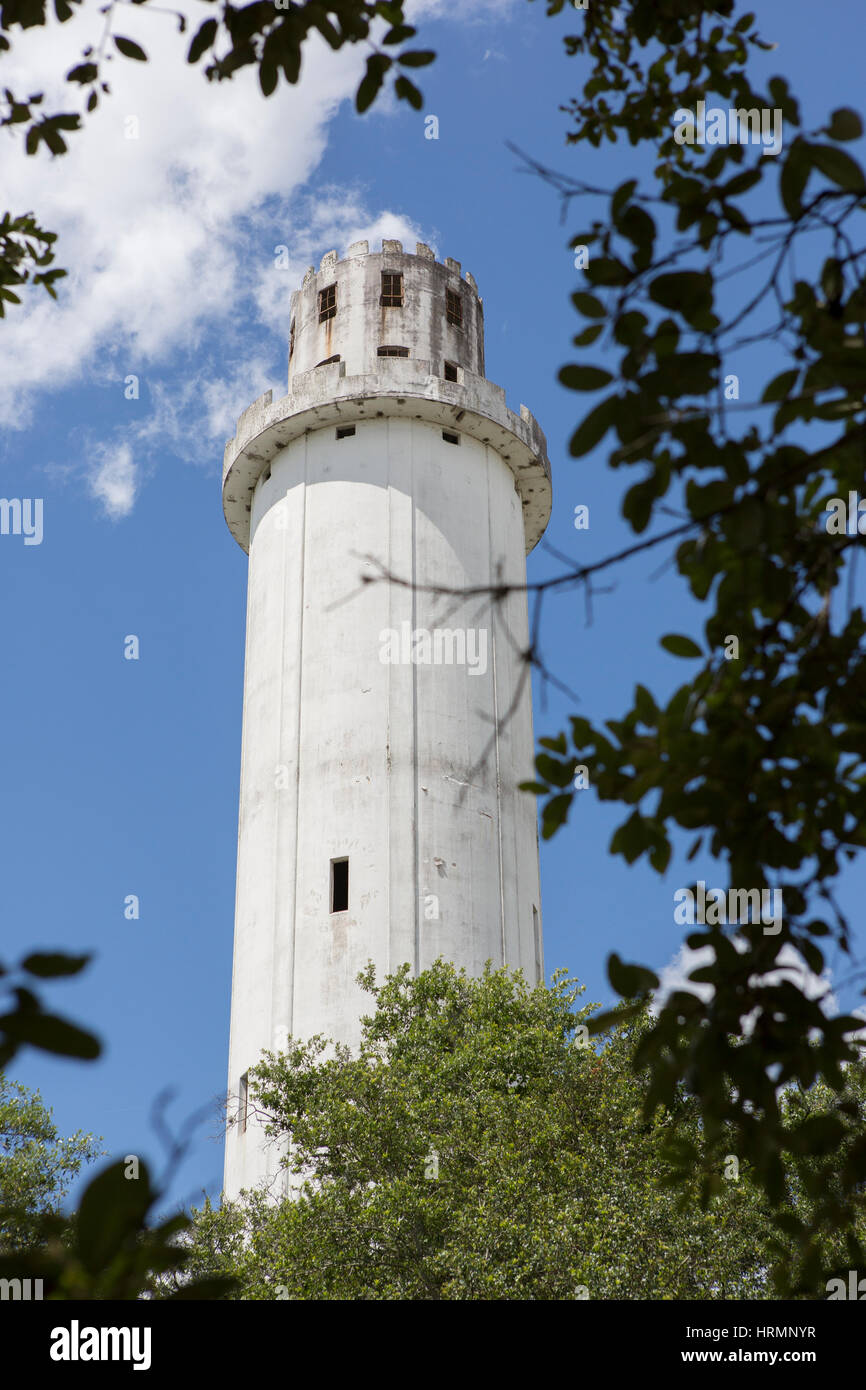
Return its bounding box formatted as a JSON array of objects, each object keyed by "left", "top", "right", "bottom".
[
  {"left": 223, "top": 244, "right": 550, "bottom": 1199},
  {"left": 288, "top": 240, "right": 485, "bottom": 385}
]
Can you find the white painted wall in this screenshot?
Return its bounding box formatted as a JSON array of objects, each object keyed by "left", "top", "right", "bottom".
[{"left": 223, "top": 248, "right": 549, "bottom": 1198}]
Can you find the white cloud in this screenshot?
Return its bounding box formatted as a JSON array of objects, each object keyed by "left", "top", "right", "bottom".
[
  {"left": 408, "top": 0, "right": 516, "bottom": 17},
  {"left": 2, "top": 0, "right": 517, "bottom": 515},
  {"left": 1, "top": 4, "right": 362, "bottom": 425},
  {"left": 88, "top": 442, "right": 138, "bottom": 519},
  {"left": 655, "top": 938, "right": 837, "bottom": 1026}
]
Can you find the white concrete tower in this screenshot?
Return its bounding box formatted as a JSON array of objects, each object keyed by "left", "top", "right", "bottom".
[{"left": 221, "top": 238, "right": 552, "bottom": 1197}]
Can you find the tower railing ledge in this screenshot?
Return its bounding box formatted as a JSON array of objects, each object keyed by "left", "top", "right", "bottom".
[{"left": 222, "top": 362, "right": 552, "bottom": 556}]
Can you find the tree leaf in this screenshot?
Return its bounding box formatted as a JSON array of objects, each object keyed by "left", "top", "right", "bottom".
[
  {"left": 571, "top": 291, "right": 605, "bottom": 318},
  {"left": 622, "top": 477, "right": 656, "bottom": 533},
  {"left": 188, "top": 17, "right": 218, "bottom": 65},
  {"left": 21, "top": 952, "right": 91, "bottom": 978},
  {"left": 258, "top": 63, "right": 278, "bottom": 97},
  {"left": 660, "top": 634, "right": 702, "bottom": 658},
  {"left": 826, "top": 108, "right": 863, "bottom": 142},
  {"left": 761, "top": 368, "right": 799, "bottom": 403},
  {"left": 356, "top": 53, "right": 391, "bottom": 113},
  {"left": 559, "top": 365, "right": 613, "bottom": 391},
  {"left": 113, "top": 36, "right": 147, "bottom": 62},
  {"left": 0, "top": 1011, "right": 100, "bottom": 1059},
  {"left": 568, "top": 395, "right": 619, "bottom": 456},
  {"left": 608, "top": 953, "right": 659, "bottom": 996},
  {"left": 780, "top": 141, "right": 811, "bottom": 217},
  {"left": 394, "top": 75, "right": 422, "bottom": 110},
  {"left": 382, "top": 25, "right": 415, "bottom": 44},
  {"left": 648, "top": 271, "right": 712, "bottom": 323},
  {"left": 541, "top": 793, "right": 572, "bottom": 839},
  {"left": 76, "top": 1160, "right": 156, "bottom": 1274},
  {"left": 397, "top": 50, "right": 436, "bottom": 68},
  {"left": 573, "top": 324, "right": 604, "bottom": 346},
  {"left": 66, "top": 62, "right": 98, "bottom": 84},
  {"left": 539, "top": 733, "right": 568, "bottom": 754},
  {"left": 809, "top": 143, "right": 866, "bottom": 193}
]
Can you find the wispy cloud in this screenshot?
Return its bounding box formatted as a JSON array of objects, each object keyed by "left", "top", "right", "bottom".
[{"left": 88, "top": 442, "right": 138, "bottom": 520}]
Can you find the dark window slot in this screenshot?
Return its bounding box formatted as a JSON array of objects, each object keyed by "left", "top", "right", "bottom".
[
  {"left": 380, "top": 271, "right": 403, "bottom": 307},
  {"left": 331, "top": 858, "right": 349, "bottom": 913},
  {"left": 318, "top": 283, "right": 337, "bottom": 322}
]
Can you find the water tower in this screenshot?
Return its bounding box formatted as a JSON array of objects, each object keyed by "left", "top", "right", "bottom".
[{"left": 221, "top": 238, "right": 552, "bottom": 1196}]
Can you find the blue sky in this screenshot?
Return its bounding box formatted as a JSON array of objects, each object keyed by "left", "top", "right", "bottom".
[{"left": 3, "top": 0, "right": 865, "bottom": 1215}]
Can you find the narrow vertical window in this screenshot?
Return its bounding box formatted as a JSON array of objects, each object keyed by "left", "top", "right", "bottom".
[
  {"left": 380, "top": 271, "right": 403, "bottom": 306},
  {"left": 289, "top": 318, "right": 295, "bottom": 360},
  {"left": 318, "top": 283, "right": 337, "bottom": 321},
  {"left": 331, "top": 858, "right": 349, "bottom": 913},
  {"left": 446, "top": 288, "right": 463, "bottom": 327},
  {"left": 239, "top": 1072, "right": 248, "bottom": 1134},
  {"left": 533, "top": 906, "right": 543, "bottom": 984}
]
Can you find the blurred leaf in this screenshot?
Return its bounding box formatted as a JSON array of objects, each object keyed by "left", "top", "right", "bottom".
[
  {"left": 660, "top": 634, "right": 702, "bottom": 658},
  {"left": 21, "top": 951, "right": 91, "bottom": 978},
  {"left": 113, "top": 36, "right": 147, "bottom": 61}
]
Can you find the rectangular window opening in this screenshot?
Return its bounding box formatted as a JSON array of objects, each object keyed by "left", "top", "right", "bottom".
[
  {"left": 336, "top": 425, "right": 356, "bottom": 439},
  {"left": 533, "top": 906, "right": 543, "bottom": 985},
  {"left": 289, "top": 318, "right": 295, "bottom": 360},
  {"left": 446, "top": 288, "right": 463, "bottom": 328},
  {"left": 380, "top": 271, "right": 404, "bottom": 307},
  {"left": 444, "top": 360, "right": 459, "bottom": 382},
  {"left": 239, "top": 1072, "right": 249, "bottom": 1134},
  {"left": 377, "top": 345, "right": 409, "bottom": 358},
  {"left": 331, "top": 858, "right": 349, "bottom": 913},
  {"left": 318, "top": 283, "right": 337, "bottom": 322},
  {"left": 442, "top": 430, "right": 460, "bottom": 445}
]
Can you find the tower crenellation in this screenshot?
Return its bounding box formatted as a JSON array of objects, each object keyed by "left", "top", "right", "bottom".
[{"left": 287, "top": 238, "right": 486, "bottom": 388}]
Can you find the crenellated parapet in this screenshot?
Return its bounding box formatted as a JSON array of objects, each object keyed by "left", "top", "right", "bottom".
[
  {"left": 288, "top": 239, "right": 485, "bottom": 385},
  {"left": 223, "top": 360, "right": 552, "bottom": 556}
]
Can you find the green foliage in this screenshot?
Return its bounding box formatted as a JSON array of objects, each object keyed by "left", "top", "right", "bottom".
[
  {"left": 0, "top": 951, "right": 99, "bottom": 1068},
  {"left": 0, "top": 1154, "right": 236, "bottom": 1299},
  {"left": 0, "top": 1075, "right": 102, "bottom": 1251},
  {"left": 170, "top": 962, "right": 857, "bottom": 1301},
  {"left": 521, "top": 0, "right": 866, "bottom": 1294},
  {"left": 0, "top": 956, "right": 235, "bottom": 1298},
  {"left": 0, "top": 210, "right": 66, "bottom": 316}
]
